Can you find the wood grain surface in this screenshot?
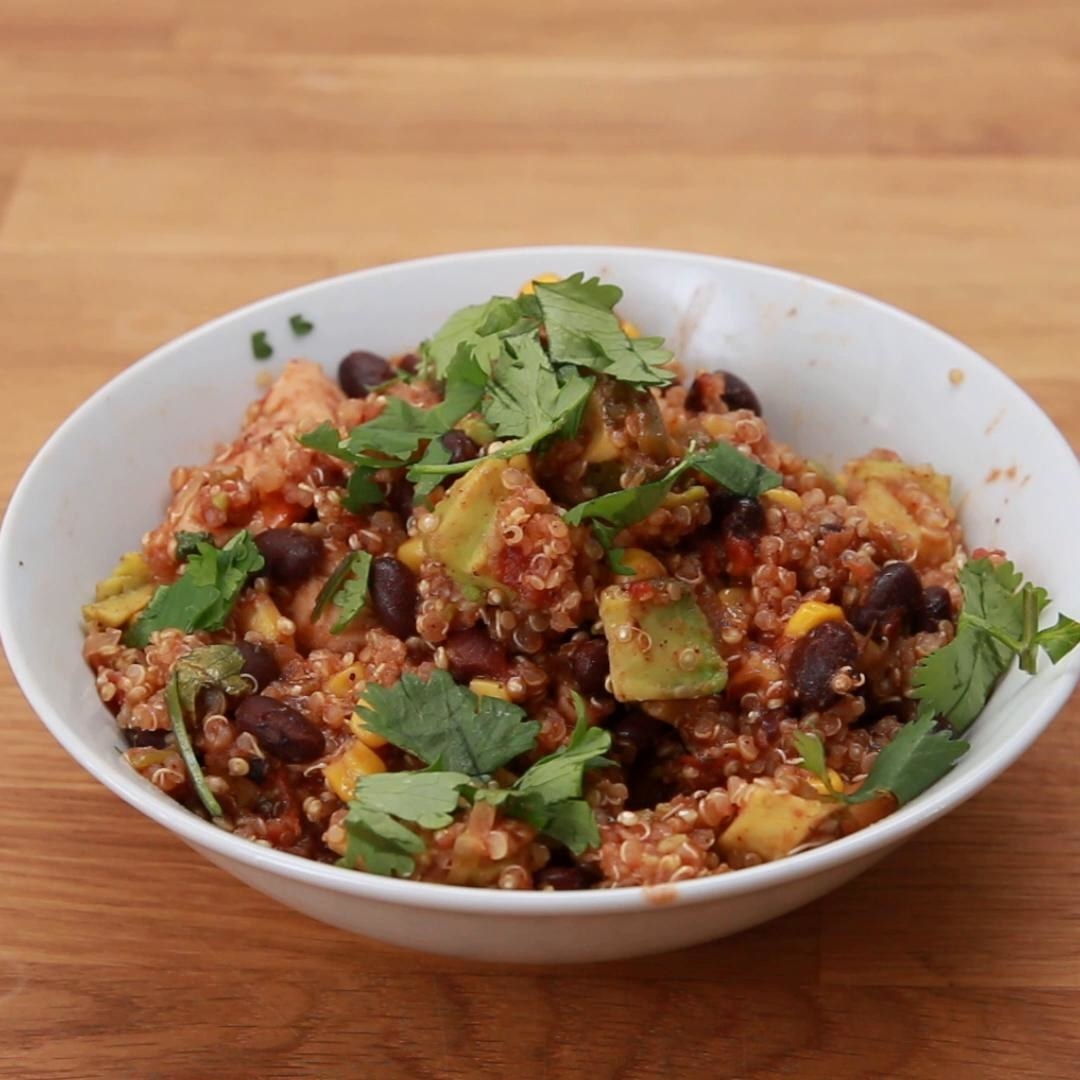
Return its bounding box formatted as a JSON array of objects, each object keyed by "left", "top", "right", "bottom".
[{"left": 2, "top": 3, "right": 1079, "bottom": 1077}]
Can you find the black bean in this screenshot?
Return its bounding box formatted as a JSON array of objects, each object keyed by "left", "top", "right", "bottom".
[
  {"left": 922, "top": 585, "right": 953, "bottom": 628},
  {"left": 254, "top": 528, "right": 323, "bottom": 585},
  {"left": 386, "top": 475, "right": 416, "bottom": 519},
  {"left": 124, "top": 728, "right": 171, "bottom": 749},
  {"left": 369, "top": 555, "right": 418, "bottom": 640},
  {"left": 338, "top": 350, "right": 393, "bottom": 398},
  {"left": 440, "top": 430, "right": 480, "bottom": 465},
  {"left": 234, "top": 696, "right": 326, "bottom": 763},
  {"left": 445, "top": 627, "right": 509, "bottom": 682},
  {"left": 397, "top": 353, "right": 422, "bottom": 376},
  {"left": 247, "top": 757, "right": 268, "bottom": 784},
  {"left": 718, "top": 370, "right": 762, "bottom": 415},
  {"left": 570, "top": 638, "right": 610, "bottom": 697},
  {"left": 852, "top": 562, "right": 924, "bottom": 635},
  {"left": 608, "top": 712, "right": 665, "bottom": 768},
  {"left": 719, "top": 496, "right": 765, "bottom": 540},
  {"left": 534, "top": 866, "right": 591, "bottom": 891},
  {"left": 790, "top": 621, "right": 859, "bottom": 712},
  {"left": 236, "top": 641, "right": 280, "bottom": 692}
]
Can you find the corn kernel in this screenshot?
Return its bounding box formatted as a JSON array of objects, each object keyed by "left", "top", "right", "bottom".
[
  {"left": 518, "top": 271, "right": 561, "bottom": 296},
  {"left": 763, "top": 488, "right": 802, "bottom": 512},
  {"left": 785, "top": 601, "right": 845, "bottom": 638},
  {"left": 807, "top": 768, "right": 846, "bottom": 796},
  {"left": 324, "top": 739, "right": 386, "bottom": 802},
  {"left": 661, "top": 484, "right": 708, "bottom": 509},
  {"left": 237, "top": 592, "right": 293, "bottom": 646},
  {"left": 94, "top": 551, "right": 152, "bottom": 601},
  {"left": 620, "top": 319, "right": 642, "bottom": 339},
  {"left": 348, "top": 708, "right": 388, "bottom": 748},
  {"left": 396, "top": 536, "right": 425, "bottom": 574},
  {"left": 469, "top": 678, "right": 511, "bottom": 701},
  {"left": 614, "top": 548, "right": 666, "bottom": 582},
  {"left": 700, "top": 414, "right": 734, "bottom": 440},
  {"left": 326, "top": 663, "right": 366, "bottom": 698}
]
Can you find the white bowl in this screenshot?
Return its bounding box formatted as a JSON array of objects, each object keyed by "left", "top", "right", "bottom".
[{"left": 3, "top": 246, "right": 1078, "bottom": 964}]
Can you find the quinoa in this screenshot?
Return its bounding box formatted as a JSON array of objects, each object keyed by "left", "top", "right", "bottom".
[{"left": 82, "top": 290, "right": 970, "bottom": 890}]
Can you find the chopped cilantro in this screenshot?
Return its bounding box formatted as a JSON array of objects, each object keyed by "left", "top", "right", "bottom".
[
  {"left": 342, "top": 692, "right": 608, "bottom": 875},
  {"left": 794, "top": 720, "right": 969, "bottom": 808},
  {"left": 355, "top": 670, "right": 540, "bottom": 777},
  {"left": 421, "top": 296, "right": 530, "bottom": 378},
  {"left": 126, "top": 532, "right": 264, "bottom": 648},
  {"left": 289, "top": 313, "right": 314, "bottom": 336},
  {"left": 564, "top": 441, "right": 781, "bottom": 556},
  {"left": 174, "top": 530, "right": 213, "bottom": 561},
  {"left": 251, "top": 331, "right": 273, "bottom": 360},
  {"left": 534, "top": 274, "right": 674, "bottom": 387},
  {"left": 311, "top": 550, "right": 372, "bottom": 630},
  {"left": 911, "top": 558, "right": 1080, "bottom": 733},
  {"left": 164, "top": 645, "right": 249, "bottom": 818}
]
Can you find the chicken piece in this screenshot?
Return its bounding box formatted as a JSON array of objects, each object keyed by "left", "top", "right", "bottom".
[{"left": 144, "top": 361, "right": 345, "bottom": 576}]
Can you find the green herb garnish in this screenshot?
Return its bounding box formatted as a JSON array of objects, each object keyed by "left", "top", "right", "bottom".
[
  {"left": 912, "top": 558, "right": 1080, "bottom": 733},
  {"left": 794, "top": 721, "right": 969, "bottom": 808},
  {"left": 342, "top": 688, "right": 609, "bottom": 876},
  {"left": 309, "top": 550, "right": 373, "bottom": 633},
  {"left": 164, "top": 645, "right": 249, "bottom": 818},
  {"left": 174, "top": 530, "right": 214, "bottom": 561},
  {"left": 564, "top": 441, "right": 782, "bottom": 557},
  {"left": 355, "top": 669, "right": 540, "bottom": 777},
  {"left": 251, "top": 331, "right": 273, "bottom": 360},
  {"left": 126, "top": 531, "right": 264, "bottom": 648},
  {"left": 289, "top": 314, "right": 314, "bottom": 336}
]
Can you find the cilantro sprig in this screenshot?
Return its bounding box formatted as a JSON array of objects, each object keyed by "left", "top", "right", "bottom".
[
  {"left": 912, "top": 558, "right": 1080, "bottom": 733},
  {"left": 793, "top": 721, "right": 969, "bottom": 809},
  {"left": 792, "top": 556, "right": 1079, "bottom": 812},
  {"left": 164, "top": 645, "right": 250, "bottom": 818},
  {"left": 564, "top": 441, "right": 782, "bottom": 565},
  {"left": 126, "top": 531, "right": 264, "bottom": 647},
  {"left": 341, "top": 681, "right": 609, "bottom": 877}
]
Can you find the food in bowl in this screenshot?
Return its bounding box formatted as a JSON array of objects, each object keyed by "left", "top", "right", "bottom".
[{"left": 81, "top": 273, "right": 1079, "bottom": 890}]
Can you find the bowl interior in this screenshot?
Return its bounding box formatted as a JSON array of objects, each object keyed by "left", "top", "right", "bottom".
[{"left": 3, "top": 246, "right": 1078, "bottom": 907}]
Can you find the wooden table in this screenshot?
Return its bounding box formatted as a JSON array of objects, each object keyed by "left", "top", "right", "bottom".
[{"left": 2, "top": 3, "right": 1079, "bottom": 1077}]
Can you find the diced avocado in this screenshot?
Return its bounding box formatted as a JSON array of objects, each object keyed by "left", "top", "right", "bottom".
[
  {"left": 94, "top": 551, "right": 152, "bottom": 601},
  {"left": 582, "top": 379, "right": 672, "bottom": 464},
  {"left": 842, "top": 458, "right": 955, "bottom": 565},
  {"left": 423, "top": 457, "right": 508, "bottom": 595},
  {"left": 718, "top": 786, "right": 840, "bottom": 862},
  {"left": 599, "top": 579, "right": 727, "bottom": 702},
  {"left": 83, "top": 584, "right": 157, "bottom": 629}
]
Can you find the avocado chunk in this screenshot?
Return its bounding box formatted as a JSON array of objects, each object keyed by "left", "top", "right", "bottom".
[
  {"left": 422, "top": 457, "right": 508, "bottom": 595},
  {"left": 599, "top": 579, "right": 727, "bottom": 702},
  {"left": 841, "top": 457, "right": 956, "bottom": 565},
  {"left": 718, "top": 786, "right": 840, "bottom": 862}
]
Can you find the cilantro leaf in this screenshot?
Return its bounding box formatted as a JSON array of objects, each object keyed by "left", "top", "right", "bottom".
[
  {"left": 343, "top": 466, "right": 383, "bottom": 511},
  {"left": 1035, "top": 613, "right": 1080, "bottom": 663},
  {"left": 911, "top": 558, "right": 1074, "bottom": 734},
  {"left": 174, "top": 530, "right": 213, "bottom": 561},
  {"left": 564, "top": 441, "right": 781, "bottom": 552},
  {"left": 165, "top": 644, "right": 249, "bottom": 818},
  {"left": 481, "top": 694, "right": 610, "bottom": 853},
  {"left": 342, "top": 805, "right": 426, "bottom": 877},
  {"left": 421, "top": 296, "right": 534, "bottom": 378},
  {"left": 356, "top": 670, "right": 540, "bottom": 777},
  {"left": 127, "top": 532, "right": 264, "bottom": 647},
  {"left": 312, "top": 551, "right": 371, "bottom": 629},
  {"left": 289, "top": 313, "right": 314, "bottom": 336},
  {"left": 350, "top": 770, "right": 469, "bottom": 829},
  {"left": 794, "top": 721, "right": 969, "bottom": 809},
  {"left": 251, "top": 331, "right": 273, "bottom": 360},
  {"left": 329, "top": 552, "right": 373, "bottom": 633},
  {"left": 534, "top": 274, "right": 674, "bottom": 388}
]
